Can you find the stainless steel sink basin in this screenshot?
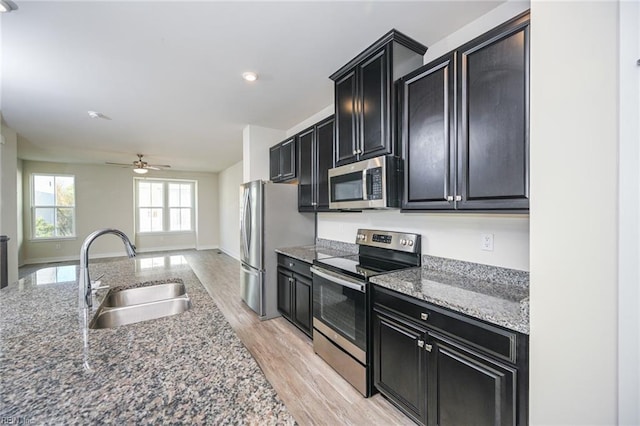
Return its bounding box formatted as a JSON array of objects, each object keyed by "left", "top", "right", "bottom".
[
  {"left": 102, "top": 282, "right": 186, "bottom": 307},
  {"left": 90, "top": 296, "right": 191, "bottom": 329},
  {"left": 89, "top": 282, "right": 191, "bottom": 329}
]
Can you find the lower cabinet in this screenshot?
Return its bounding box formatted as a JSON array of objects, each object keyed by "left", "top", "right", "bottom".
[
  {"left": 373, "top": 285, "right": 528, "bottom": 426},
  {"left": 277, "top": 254, "right": 312, "bottom": 337}
]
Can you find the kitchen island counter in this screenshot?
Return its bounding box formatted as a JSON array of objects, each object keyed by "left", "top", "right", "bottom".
[{"left": 0, "top": 254, "right": 293, "bottom": 424}]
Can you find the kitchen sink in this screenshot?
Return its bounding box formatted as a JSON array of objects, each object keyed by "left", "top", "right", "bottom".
[
  {"left": 89, "top": 283, "right": 191, "bottom": 329},
  {"left": 102, "top": 282, "right": 186, "bottom": 307}
]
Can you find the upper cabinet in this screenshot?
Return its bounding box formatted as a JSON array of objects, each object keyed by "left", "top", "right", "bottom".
[
  {"left": 331, "top": 30, "right": 427, "bottom": 167},
  {"left": 298, "top": 116, "right": 335, "bottom": 212},
  {"left": 269, "top": 137, "right": 296, "bottom": 183},
  {"left": 401, "top": 13, "right": 530, "bottom": 211}
]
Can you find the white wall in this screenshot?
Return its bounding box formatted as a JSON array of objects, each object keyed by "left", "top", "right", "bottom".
[
  {"left": 0, "top": 116, "right": 19, "bottom": 284},
  {"left": 312, "top": 1, "right": 531, "bottom": 272},
  {"left": 618, "top": 1, "right": 639, "bottom": 424},
  {"left": 285, "top": 104, "right": 334, "bottom": 138},
  {"left": 218, "top": 160, "right": 243, "bottom": 259},
  {"left": 21, "top": 160, "right": 219, "bottom": 263},
  {"left": 319, "top": 211, "right": 529, "bottom": 270},
  {"left": 242, "top": 124, "right": 285, "bottom": 183},
  {"left": 529, "top": 1, "right": 619, "bottom": 424}
]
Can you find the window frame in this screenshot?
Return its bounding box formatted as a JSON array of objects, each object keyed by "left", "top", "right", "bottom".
[
  {"left": 134, "top": 178, "right": 196, "bottom": 235},
  {"left": 30, "top": 173, "right": 77, "bottom": 241}
]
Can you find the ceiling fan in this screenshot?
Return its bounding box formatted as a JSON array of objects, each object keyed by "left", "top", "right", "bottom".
[{"left": 106, "top": 154, "right": 171, "bottom": 174}]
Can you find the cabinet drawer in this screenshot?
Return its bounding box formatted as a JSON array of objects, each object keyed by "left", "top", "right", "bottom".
[
  {"left": 277, "top": 254, "right": 311, "bottom": 278},
  {"left": 373, "top": 285, "right": 518, "bottom": 364}
]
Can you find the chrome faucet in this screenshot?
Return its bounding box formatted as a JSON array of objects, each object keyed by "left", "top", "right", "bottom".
[{"left": 79, "top": 228, "right": 136, "bottom": 308}]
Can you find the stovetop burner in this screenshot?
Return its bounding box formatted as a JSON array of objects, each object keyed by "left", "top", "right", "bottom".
[{"left": 314, "top": 254, "right": 417, "bottom": 279}]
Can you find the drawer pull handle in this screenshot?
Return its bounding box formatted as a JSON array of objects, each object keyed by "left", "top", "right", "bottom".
[
  {"left": 420, "top": 312, "right": 429, "bottom": 321},
  {"left": 289, "top": 263, "right": 294, "bottom": 267}
]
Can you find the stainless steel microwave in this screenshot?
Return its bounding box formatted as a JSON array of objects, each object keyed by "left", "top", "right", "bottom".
[{"left": 328, "top": 155, "right": 401, "bottom": 210}]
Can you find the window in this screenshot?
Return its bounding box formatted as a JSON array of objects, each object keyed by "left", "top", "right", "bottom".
[
  {"left": 31, "top": 174, "right": 76, "bottom": 239},
  {"left": 135, "top": 179, "right": 194, "bottom": 233}
]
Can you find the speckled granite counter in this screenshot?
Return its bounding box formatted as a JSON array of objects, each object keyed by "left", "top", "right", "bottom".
[
  {"left": 0, "top": 255, "right": 294, "bottom": 424},
  {"left": 370, "top": 256, "right": 529, "bottom": 335},
  {"left": 275, "top": 238, "right": 357, "bottom": 264}
]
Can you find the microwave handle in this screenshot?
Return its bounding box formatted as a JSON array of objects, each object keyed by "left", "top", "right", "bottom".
[{"left": 362, "top": 170, "right": 368, "bottom": 201}]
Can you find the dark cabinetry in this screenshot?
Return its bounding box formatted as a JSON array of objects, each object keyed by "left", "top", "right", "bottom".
[
  {"left": 269, "top": 137, "right": 296, "bottom": 182},
  {"left": 298, "top": 116, "right": 335, "bottom": 211},
  {"left": 277, "top": 254, "right": 312, "bottom": 337},
  {"left": 373, "top": 285, "right": 528, "bottom": 426},
  {"left": 331, "top": 30, "right": 426, "bottom": 166},
  {"left": 401, "top": 13, "right": 529, "bottom": 211}
]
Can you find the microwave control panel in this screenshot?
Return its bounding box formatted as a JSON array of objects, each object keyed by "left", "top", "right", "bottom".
[{"left": 367, "top": 168, "right": 383, "bottom": 200}]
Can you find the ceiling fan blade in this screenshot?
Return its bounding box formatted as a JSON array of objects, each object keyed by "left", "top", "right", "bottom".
[
  {"left": 105, "top": 162, "right": 134, "bottom": 167},
  {"left": 147, "top": 164, "right": 171, "bottom": 168}
]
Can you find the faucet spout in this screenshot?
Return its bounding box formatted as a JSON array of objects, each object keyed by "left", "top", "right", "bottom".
[{"left": 79, "top": 228, "right": 136, "bottom": 309}]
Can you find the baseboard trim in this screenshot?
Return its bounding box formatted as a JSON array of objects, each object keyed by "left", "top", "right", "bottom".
[
  {"left": 196, "top": 245, "right": 218, "bottom": 251},
  {"left": 218, "top": 247, "right": 240, "bottom": 261}
]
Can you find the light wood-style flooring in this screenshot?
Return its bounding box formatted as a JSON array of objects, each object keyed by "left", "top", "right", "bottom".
[{"left": 183, "top": 249, "right": 413, "bottom": 426}]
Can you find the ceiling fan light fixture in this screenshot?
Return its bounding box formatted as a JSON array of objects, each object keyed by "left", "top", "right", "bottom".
[{"left": 133, "top": 167, "right": 148, "bottom": 174}]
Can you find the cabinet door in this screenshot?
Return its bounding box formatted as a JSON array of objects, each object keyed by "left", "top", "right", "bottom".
[
  {"left": 359, "top": 47, "right": 391, "bottom": 159},
  {"left": 402, "top": 53, "right": 456, "bottom": 210},
  {"left": 269, "top": 145, "right": 281, "bottom": 182},
  {"left": 297, "top": 128, "right": 314, "bottom": 211},
  {"left": 335, "top": 70, "right": 358, "bottom": 166},
  {"left": 457, "top": 16, "right": 529, "bottom": 210},
  {"left": 373, "top": 309, "right": 428, "bottom": 425},
  {"left": 428, "top": 332, "right": 516, "bottom": 426},
  {"left": 293, "top": 273, "right": 312, "bottom": 336},
  {"left": 315, "top": 116, "right": 335, "bottom": 211},
  {"left": 276, "top": 268, "right": 292, "bottom": 319},
  {"left": 280, "top": 138, "right": 296, "bottom": 181}
]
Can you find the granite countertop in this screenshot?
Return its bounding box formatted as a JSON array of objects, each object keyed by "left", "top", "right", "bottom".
[
  {"left": 369, "top": 257, "right": 530, "bottom": 335},
  {"left": 0, "top": 254, "right": 293, "bottom": 424},
  {"left": 275, "top": 238, "right": 357, "bottom": 264}
]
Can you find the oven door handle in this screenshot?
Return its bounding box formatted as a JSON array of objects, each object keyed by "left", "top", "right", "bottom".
[{"left": 310, "top": 267, "right": 365, "bottom": 293}]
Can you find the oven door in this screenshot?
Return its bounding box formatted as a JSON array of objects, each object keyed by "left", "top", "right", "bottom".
[{"left": 311, "top": 266, "right": 367, "bottom": 363}]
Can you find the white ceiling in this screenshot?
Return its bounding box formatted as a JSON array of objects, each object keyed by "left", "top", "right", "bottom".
[{"left": 1, "top": 1, "right": 504, "bottom": 173}]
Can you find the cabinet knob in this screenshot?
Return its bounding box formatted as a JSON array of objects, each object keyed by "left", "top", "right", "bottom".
[
  {"left": 417, "top": 340, "right": 425, "bottom": 348},
  {"left": 447, "top": 196, "right": 453, "bottom": 202},
  {"left": 289, "top": 263, "right": 294, "bottom": 267},
  {"left": 420, "top": 312, "right": 429, "bottom": 321},
  {"left": 353, "top": 150, "right": 357, "bottom": 155},
  {"left": 424, "top": 343, "right": 433, "bottom": 352},
  {"left": 455, "top": 195, "right": 462, "bottom": 202},
  {"left": 311, "top": 202, "right": 317, "bottom": 206}
]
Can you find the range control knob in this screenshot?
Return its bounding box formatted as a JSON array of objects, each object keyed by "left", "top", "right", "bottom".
[
  {"left": 408, "top": 240, "right": 414, "bottom": 247},
  {"left": 400, "top": 239, "right": 407, "bottom": 246}
]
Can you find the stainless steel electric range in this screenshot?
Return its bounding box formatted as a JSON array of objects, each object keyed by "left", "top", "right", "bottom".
[{"left": 310, "top": 229, "right": 421, "bottom": 396}]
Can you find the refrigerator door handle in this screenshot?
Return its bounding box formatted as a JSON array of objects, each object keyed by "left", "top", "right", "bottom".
[
  {"left": 241, "top": 188, "right": 250, "bottom": 260},
  {"left": 245, "top": 189, "right": 252, "bottom": 257}
]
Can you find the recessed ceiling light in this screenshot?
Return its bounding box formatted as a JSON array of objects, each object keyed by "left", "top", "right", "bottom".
[
  {"left": 0, "top": 1, "right": 17, "bottom": 13},
  {"left": 242, "top": 72, "right": 258, "bottom": 82}
]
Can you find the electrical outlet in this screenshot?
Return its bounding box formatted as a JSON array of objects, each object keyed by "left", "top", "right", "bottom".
[{"left": 481, "top": 233, "right": 494, "bottom": 251}]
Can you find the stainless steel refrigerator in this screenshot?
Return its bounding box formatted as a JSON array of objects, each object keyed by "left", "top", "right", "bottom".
[{"left": 239, "top": 180, "right": 314, "bottom": 320}]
